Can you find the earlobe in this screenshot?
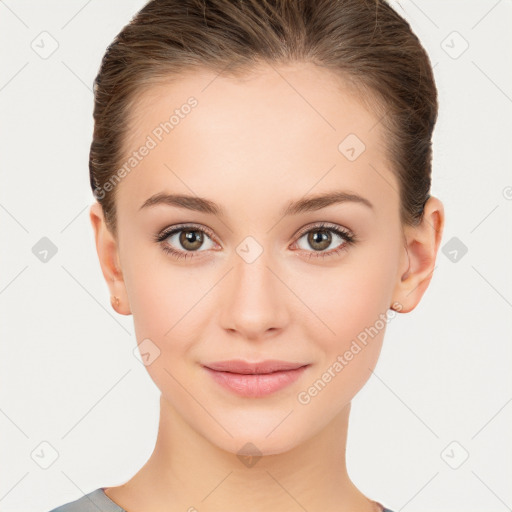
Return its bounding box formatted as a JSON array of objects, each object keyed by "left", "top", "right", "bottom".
[
  {"left": 89, "top": 202, "right": 132, "bottom": 315},
  {"left": 392, "top": 196, "right": 445, "bottom": 313}
]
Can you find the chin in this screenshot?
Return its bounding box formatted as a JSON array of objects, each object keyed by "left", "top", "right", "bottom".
[
  {"left": 216, "top": 432, "right": 303, "bottom": 459},
  {"left": 199, "top": 413, "right": 310, "bottom": 459}
]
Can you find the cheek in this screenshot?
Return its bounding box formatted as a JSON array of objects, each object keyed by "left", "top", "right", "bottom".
[
  {"left": 296, "top": 245, "right": 398, "bottom": 399},
  {"left": 122, "top": 255, "right": 207, "bottom": 401},
  {"left": 306, "top": 255, "right": 396, "bottom": 348},
  {"left": 124, "top": 246, "right": 210, "bottom": 338},
  {"left": 296, "top": 269, "right": 391, "bottom": 413},
  {"left": 123, "top": 253, "right": 222, "bottom": 407}
]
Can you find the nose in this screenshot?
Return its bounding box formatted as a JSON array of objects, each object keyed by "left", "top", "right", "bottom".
[{"left": 219, "top": 246, "right": 290, "bottom": 341}]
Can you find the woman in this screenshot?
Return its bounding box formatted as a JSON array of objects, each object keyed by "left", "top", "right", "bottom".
[{"left": 48, "top": 0, "right": 444, "bottom": 510}]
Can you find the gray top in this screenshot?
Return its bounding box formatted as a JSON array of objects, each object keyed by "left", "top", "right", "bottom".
[
  {"left": 47, "top": 489, "right": 124, "bottom": 512},
  {"left": 47, "top": 487, "right": 395, "bottom": 512}
]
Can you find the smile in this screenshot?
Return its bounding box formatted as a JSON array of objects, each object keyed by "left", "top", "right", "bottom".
[{"left": 202, "top": 359, "right": 311, "bottom": 398}]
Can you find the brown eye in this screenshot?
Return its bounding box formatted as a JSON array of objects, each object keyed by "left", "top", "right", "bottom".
[
  {"left": 294, "top": 223, "right": 355, "bottom": 259},
  {"left": 156, "top": 224, "right": 217, "bottom": 259},
  {"left": 306, "top": 229, "right": 332, "bottom": 251},
  {"left": 178, "top": 229, "right": 205, "bottom": 251}
]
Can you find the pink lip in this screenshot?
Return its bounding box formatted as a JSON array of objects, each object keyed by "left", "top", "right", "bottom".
[
  {"left": 205, "top": 359, "right": 307, "bottom": 374},
  {"left": 203, "top": 359, "right": 310, "bottom": 398}
]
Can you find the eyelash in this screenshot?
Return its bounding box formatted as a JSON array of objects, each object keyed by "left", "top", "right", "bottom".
[{"left": 153, "top": 222, "right": 356, "bottom": 261}]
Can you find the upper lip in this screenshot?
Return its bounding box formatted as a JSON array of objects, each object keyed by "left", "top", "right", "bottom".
[{"left": 203, "top": 359, "right": 309, "bottom": 374}]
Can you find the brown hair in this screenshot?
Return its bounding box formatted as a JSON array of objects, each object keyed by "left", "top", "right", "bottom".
[{"left": 90, "top": 0, "right": 437, "bottom": 238}]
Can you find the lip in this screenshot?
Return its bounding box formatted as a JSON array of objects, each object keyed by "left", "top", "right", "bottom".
[
  {"left": 204, "top": 359, "right": 308, "bottom": 374},
  {"left": 203, "top": 359, "right": 310, "bottom": 397}
]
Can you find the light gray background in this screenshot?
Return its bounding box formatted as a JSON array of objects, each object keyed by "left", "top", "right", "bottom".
[{"left": 1, "top": 1, "right": 511, "bottom": 511}]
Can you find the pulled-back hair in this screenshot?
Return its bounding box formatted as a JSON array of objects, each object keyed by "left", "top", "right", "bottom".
[{"left": 90, "top": 0, "right": 437, "bottom": 238}]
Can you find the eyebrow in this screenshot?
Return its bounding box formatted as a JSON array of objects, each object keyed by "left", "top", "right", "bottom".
[{"left": 138, "top": 190, "right": 374, "bottom": 216}]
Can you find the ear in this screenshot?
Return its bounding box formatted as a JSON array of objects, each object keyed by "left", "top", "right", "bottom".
[
  {"left": 391, "top": 196, "right": 445, "bottom": 313},
  {"left": 89, "top": 202, "right": 131, "bottom": 315}
]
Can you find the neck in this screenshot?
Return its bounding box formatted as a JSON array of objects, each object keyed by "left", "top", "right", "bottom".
[{"left": 106, "top": 395, "right": 380, "bottom": 512}]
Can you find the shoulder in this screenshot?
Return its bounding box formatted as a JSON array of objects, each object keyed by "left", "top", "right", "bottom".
[
  {"left": 377, "top": 504, "right": 396, "bottom": 512},
  {"left": 46, "top": 488, "right": 125, "bottom": 512}
]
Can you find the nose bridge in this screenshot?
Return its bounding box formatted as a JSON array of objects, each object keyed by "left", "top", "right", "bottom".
[{"left": 219, "top": 237, "right": 288, "bottom": 339}]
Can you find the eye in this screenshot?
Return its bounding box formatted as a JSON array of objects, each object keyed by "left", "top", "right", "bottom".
[
  {"left": 154, "top": 222, "right": 356, "bottom": 261},
  {"left": 154, "top": 224, "right": 218, "bottom": 260},
  {"left": 292, "top": 222, "right": 355, "bottom": 259}
]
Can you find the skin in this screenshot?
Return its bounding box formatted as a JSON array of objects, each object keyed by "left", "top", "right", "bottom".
[{"left": 90, "top": 62, "right": 444, "bottom": 512}]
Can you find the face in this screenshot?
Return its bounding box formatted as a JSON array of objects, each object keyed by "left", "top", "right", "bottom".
[{"left": 94, "top": 62, "right": 411, "bottom": 456}]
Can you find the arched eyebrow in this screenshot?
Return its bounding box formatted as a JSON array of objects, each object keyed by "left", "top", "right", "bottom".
[
  {"left": 138, "top": 190, "right": 374, "bottom": 216},
  {"left": 139, "top": 192, "right": 221, "bottom": 215},
  {"left": 281, "top": 191, "right": 373, "bottom": 215}
]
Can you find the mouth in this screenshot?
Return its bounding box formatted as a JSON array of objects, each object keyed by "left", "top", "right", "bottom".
[
  {"left": 204, "top": 359, "right": 308, "bottom": 374},
  {"left": 202, "top": 359, "right": 311, "bottom": 397}
]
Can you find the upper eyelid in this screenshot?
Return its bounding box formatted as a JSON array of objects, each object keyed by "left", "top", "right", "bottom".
[
  {"left": 294, "top": 222, "right": 353, "bottom": 239},
  {"left": 160, "top": 221, "right": 352, "bottom": 239},
  {"left": 159, "top": 223, "right": 216, "bottom": 240}
]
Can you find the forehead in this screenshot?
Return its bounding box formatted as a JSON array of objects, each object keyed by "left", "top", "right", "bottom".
[{"left": 116, "top": 62, "right": 397, "bottom": 220}]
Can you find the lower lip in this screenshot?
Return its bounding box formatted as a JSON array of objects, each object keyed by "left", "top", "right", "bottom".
[{"left": 204, "top": 365, "right": 309, "bottom": 398}]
